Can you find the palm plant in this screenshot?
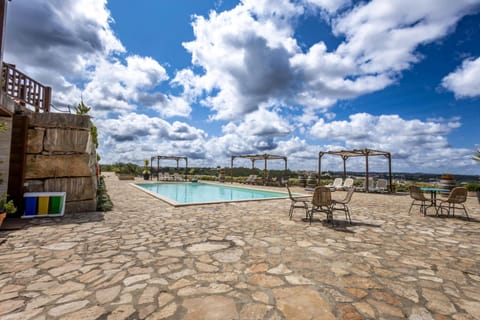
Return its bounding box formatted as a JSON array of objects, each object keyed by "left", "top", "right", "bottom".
[{"left": 473, "top": 150, "right": 480, "bottom": 163}]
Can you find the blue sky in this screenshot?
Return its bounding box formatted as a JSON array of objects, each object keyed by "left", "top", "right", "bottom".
[{"left": 4, "top": 0, "right": 480, "bottom": 174}]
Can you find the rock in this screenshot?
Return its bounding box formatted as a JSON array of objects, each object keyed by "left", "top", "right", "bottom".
[
  {"left": 240, "top": 303, "right": 272, "bottom": 320},
  {"left": 158, "top": 292, "right": 174, "bottom": 307},
  {"left": 248, "top": 274, "right": 284, "bottom": 287},
  {"left": 96, "top": 285, "right": 121, "bottom": 304},
  {"left": 65, "top": 199, "right": 97, "bottom": 213},
  {"left": 44, "top": 128, "right": 90, "bottom": 153},
  {"left": 212, "top": 248, "right": 243, "bottom": 263},
  {"left": 0, "top": 300, "right": 24, "bottom": 316},
  {"left": 285, "top": 275, "right": 313, "bottom": 285},
  {"left": 177, "top": 283, "right": 232, "bottom": 296},
  {"left": 338, "top": 304, "right": 364, "bottom": 320},
  {"left": 25, "top": 154, "right": 92, "bottom": 179},
  {"left": 63, "top": 306, "right": 106, "bottom": 320},
  {"left": 408, "top": 307, "right": 434, "bottom": 320},
  {"left": 186, "top": 241, "right": 231, "bottom": 253},
  {"left": 183, "top": 296, "right": 238, "bottom": 320},
  {"left": 157, "top": 249, "right": 186, "bottom": 257},
  {"left": 47, "top": 300, "right": 89, "bottom": 317},
  {"left": 45, "top": 177, "right": 96, "bottom": 201},
  {"left": 246, "top": 263, "right": 269, "bottom": 273},
  {"left": 107, "top": 304, "right": 136, "bottom": 320},
  {"left": 147, "top": 302, "right": 177, "bottom": 319},
  {"left": 138, "top": 286, "right": 159, "bottom": 304},
  {"left": 273, "top": 287, "right": 335, "bottom": 320},
  {"left": 27, "top": 128, "right": 45, "bottom": 154},
  {"left": 28, "top": 113, "right": 91, "bottom": 129},
  {"left": 123, "top": 274, "right": 151, "bottom": 286},
  {"left": 42, "top": 242, "right": 77, "bottom": 250},
  {"left": 267, "top": 264, "right": 292, "bottom": 275}
]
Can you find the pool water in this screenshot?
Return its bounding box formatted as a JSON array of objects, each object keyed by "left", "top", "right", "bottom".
[{"left": 134, "top": 182, "right": 289, "bottom": 206}]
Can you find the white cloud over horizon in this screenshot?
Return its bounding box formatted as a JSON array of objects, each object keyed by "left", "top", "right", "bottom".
[
  {"left": 4, "top": 0, "right": 480, "bottom": 174},
  {"left": 442, "top": 56, "right": 480, "bottom": 98}
]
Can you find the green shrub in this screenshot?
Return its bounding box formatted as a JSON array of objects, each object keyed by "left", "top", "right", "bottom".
[{"left": 465, "top": 183, "right": 480, "bottom": 192}]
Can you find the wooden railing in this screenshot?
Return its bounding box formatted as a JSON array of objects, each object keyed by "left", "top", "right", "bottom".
[{"left": 1, "top": 62, "right": 51, "bottom": 112}]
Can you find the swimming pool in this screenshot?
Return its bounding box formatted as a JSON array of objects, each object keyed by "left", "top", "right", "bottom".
[{"left": 133, "top": 182, "right": 290, "bottom": 206}]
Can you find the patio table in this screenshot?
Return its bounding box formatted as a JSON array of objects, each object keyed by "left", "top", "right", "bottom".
[{"left": 420, "top": 187, "right": 450, "bottom": 213}]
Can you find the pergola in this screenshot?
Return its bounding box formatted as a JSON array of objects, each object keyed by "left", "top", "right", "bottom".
[
  {"left": 318, "top": 148, "right": 392, "bottom": 192},
  {"left": 150, "top": 155, "right": 188, "bottom": 181},
  {"left": 230, "top": 154, "right": 288, "bottom": 184}
]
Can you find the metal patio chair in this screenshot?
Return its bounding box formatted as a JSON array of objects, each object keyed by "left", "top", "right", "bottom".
[
  {"left": 286, "top": 184, "right": 309, "bottom": 220},
  {"left": 332, "top": 187, "right": 354, "bottom": 224},
  {"left": 408, "top": 185, "right": 430, "bottom": 215}
]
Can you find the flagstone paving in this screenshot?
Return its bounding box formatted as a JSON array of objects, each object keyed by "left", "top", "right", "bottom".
[{"left": 1, "top": 172, "right": 479, "bottom": 319}]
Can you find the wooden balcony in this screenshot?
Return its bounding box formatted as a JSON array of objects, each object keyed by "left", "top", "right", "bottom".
[{"left": 1, "top": 62, "right": 51, "bottom": 113}]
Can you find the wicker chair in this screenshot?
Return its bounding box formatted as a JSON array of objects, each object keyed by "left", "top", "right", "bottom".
[
  {"left": 408, "top": 186, "right": 430, "bottom": 215},
  {"left": 308, "top": 186, "right": 333, "bottom": 225},
  {"left": 286, "top": 184, "right": 309, "bottom": 220},
  {"left": 437, "top": 187, "right": 469, "bottom": 219},
  {"left": 332, "top": 188, "right": 354, "bottom": 224}
]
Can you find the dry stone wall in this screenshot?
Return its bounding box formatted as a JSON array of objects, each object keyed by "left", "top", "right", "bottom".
[{"left": 24, "top": 113, "right": 97, "bottom": 213}]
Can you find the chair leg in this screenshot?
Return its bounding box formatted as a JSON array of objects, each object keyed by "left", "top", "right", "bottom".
[
  {"left": 289, "top": 203, "right": 294, "bottom": 219},
  {"left": 345, "top": 205, "right": 352, "bottom": 224},
  {"left": 328, "top": 208, "right": 334, "bottom": 226},
  {"left": 304, "top": 204, "right": 309, "bottom": 220},
  {"left": 461, "top": 204, "right": 469, "bottom": 220},
  {"left": 408, "top": 202, "right": 414, "bottom": 215}
]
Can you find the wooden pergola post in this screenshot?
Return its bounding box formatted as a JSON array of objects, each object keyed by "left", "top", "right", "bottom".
[
  {"left": 318, "top": 152, "right": 324, "bottom": 185},
  {"left": 365, "top": 150, "right": 370, "bottom": 192}
]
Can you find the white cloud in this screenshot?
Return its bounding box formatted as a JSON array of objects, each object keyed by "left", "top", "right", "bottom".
[
  {"left": 442, "top": 57, "right": 480, "bottom": 98},
  {"left": 97, "top": 113, "right": 208, "bottom": 163},
  {"left": 83, "top": 56, "right": 169, "bottom": 116},
  {"left": 5, "top": 0, "right": 479, "bottom": 174},
  {"left": 224, "top": 109, "right": 292, "bottom": 137},
  {"left": 310, "top": 113, "right": 473, "bottom": 172},
  {"left": 302, "top": 0, "right": 351, "bottom": 13},
  {"left": 176, "top": 0, "right": 480, "bottom": 122},
  {"left": 333, "top": 0, "right": 480, "bottom": 74},
  {"left": 5, "top": 0, "right": 124, "bottom": 105},
  {"left": 5, "top": 0, "right": 181, "bottom": 118}
]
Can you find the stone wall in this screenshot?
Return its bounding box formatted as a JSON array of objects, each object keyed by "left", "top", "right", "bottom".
[{"left": 24, "top": 113, "right": 97, "bottom": 213}]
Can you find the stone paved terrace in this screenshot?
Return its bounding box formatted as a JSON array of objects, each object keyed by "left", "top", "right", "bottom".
[{"left": 1, "top": 172, "right": 480, "bottom": 320}]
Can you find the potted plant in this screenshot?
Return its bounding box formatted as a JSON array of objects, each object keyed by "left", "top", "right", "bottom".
[
  {"left": 142, "top": 159, "right": 151, "bottom": 180},
  {"left": 439, "top": 173, "right": 456, "bottom": 193},
  {"left": 0, "top": 194, "right": 17, "bottom": 227}
]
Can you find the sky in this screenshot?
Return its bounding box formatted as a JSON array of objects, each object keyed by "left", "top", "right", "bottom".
[{"left": 4, "top": 0, "right": 480, "bottom": 175}]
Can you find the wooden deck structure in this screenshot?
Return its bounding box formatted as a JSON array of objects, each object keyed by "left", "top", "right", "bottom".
[
  {"left": 150, "top": 155, "right": 188, "bottom": 181},
  {"left": 230, "top": 154, "right": 288, "bottom": 184},
  {"left": 318, "top": 149, "right": 392, "bottom": 192}
]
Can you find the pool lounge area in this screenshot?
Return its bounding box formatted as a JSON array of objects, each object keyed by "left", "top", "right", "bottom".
[{"left": 0, "top": 172, "right": 479, "bottom": 319}]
